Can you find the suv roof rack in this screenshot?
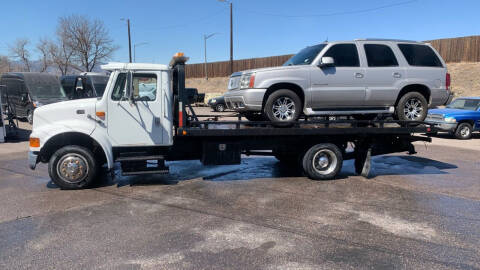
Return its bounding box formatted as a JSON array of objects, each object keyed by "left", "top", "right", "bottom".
[{"left": 355, "top": 38, "right": 421, "bottom": 43}]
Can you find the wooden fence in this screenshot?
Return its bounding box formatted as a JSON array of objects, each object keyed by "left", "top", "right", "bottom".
[{"left": 186, "top": 36, "right": 480, "bottom": 78}]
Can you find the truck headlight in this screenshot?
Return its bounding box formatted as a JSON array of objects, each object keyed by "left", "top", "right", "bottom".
[
  {"left": 444, "top": 117, "right": 456, "bottom": 123},
  {"left": 211, "top": 99, "right": 217, "bottom": 103},
  {"left": 32, "top": 101, "right": 43, "bottom": 108},
  {"left": 240, "top": 73, "right": 255, "bottom": 89}
]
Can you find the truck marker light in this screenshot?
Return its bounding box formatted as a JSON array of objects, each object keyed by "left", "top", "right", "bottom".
[
  {"left": 30, "top": 137, "right": 40, "bottom": 148},
  {"left": 178, "top": 102, "right": 183, "bottom": 128},
  {"left": 174, "top": 52, "right": 184, "bottom": 57},
  {"left": 182, "top": 130, "right": 187, "bottom": 135},
  {"left": 96, "top": 111, "right": 106, "bottom": 118}
]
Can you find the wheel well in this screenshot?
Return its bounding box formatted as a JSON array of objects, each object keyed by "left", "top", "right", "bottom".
[
  {"left": 395, "top": 84, "right": 431, "bottom": 106},
  {"left": 40, "top": 132, "right": 107, "bottom": 165},
  {"left": 262, "top": 83, "right": 305, "bottom": 109},
  {"left": 458, "top": 120, "right": 475, "bottom": 126}
]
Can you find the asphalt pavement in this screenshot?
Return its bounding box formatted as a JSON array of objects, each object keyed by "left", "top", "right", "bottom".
[{"left": 0, "top": 114, "right": 480, "bottom": 269}]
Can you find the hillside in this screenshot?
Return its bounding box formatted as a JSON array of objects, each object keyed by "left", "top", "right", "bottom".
[{"left": 186, "top": 62, "right": 480, "bottom": 98}]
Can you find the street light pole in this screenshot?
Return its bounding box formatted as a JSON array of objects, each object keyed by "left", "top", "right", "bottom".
[
  {"left": 134, "top": 42, "right": 148, "bottom": 62},
  {"left": 204, "top": 33, "right": 218, "bottom": 80}
]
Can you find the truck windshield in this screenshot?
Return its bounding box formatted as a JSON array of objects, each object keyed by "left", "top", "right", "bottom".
[
  {"left": 283, "top": 44, "right": 327, "bottom": 66},
  {"left": 24, "top": 75, "right": 67, "bottom": 99},
  {"left": 446, "top": 99, "right": 480, "bottom": 110}
]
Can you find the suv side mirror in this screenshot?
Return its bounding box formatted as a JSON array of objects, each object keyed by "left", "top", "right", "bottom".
[{"left": 319, "top": 57, "right": 335, "bottom": 68}]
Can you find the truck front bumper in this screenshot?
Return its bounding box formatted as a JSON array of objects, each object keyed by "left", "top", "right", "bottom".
[
  {"left": 28, "top": 151, "right": 39, "bottom": 170},
  {"left": 425, "top": 121, "right": 457, "bottom": 132},
  {"left": 224, "top": 88, "right": 266, "bottom": 112}
]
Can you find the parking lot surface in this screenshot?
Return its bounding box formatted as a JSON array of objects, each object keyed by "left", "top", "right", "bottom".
[{"left": 1, "top": 116, "right": 480, "bottom": 269}]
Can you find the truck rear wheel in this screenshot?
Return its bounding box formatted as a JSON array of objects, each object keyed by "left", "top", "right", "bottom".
[
  {"left": 302, "top": 143, "right": 343, "bottom": 180},
  {"left": 396, "top": 92, "right": 428, "bottom": 122},
  {"left": 264, "top": 89, "right": 301, "bottom": 126},
  {"left": 48, "top": 145, "right": 98, "bottom": 189}
]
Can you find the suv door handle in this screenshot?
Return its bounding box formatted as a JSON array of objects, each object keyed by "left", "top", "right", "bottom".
[
  {"left": 354, "top": 72, "right": 364, "bottom": 78},
  {"left": 393, "top": 72, "right": 402, "bottom": 78}
]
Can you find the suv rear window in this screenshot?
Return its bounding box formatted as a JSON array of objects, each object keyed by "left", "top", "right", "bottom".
[
  {"left": 323, "top": 44, "right": 359, "bottom": 67},
  {"left": 398, "top": 44, "right": 443, "bottom": 67},
  {"left": 364, "top": 44, "right": 398, "bottom": 67}
]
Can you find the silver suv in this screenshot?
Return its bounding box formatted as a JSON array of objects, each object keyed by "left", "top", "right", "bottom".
[{"left": 224, "top": 39, "right": 453, "bottom": 123}]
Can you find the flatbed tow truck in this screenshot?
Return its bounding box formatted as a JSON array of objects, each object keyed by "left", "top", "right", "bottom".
[{"left": 28, "top": 54, "right": 435, "bottom": 189}]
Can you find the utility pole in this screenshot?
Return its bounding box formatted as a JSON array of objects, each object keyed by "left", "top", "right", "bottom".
[
  {"left": 127, "top": 19, "right": 132, "bottom": 63},
  {"left": 229, "top": 2, "right": 233, "bottom": 74},
  {"left": 204, "top": 33, "right": 218, "bottom": 80},
  {"left": 121, "top": 18, "right": 133, "bottom": 63}
]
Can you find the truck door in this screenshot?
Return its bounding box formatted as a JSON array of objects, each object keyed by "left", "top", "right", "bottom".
[
  {"left": 310, "top": 43, "right": 366, "bottom": 108},
  {"left": 107, "top": 71, "right": 165, "bottom": 146}
]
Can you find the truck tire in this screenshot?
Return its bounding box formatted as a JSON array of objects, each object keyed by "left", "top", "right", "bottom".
[
  {"left": 302, "top": 143, "right": 343, "bottom": 180},
  {"left": 48, "top": 145, "right": 98, "bottom": 189},
  {"left": 454, "top": 122, "right": 473, "bottom": 140},
  {"left": 264, "top": 89, "right": 301, "bottom": 126},
  {"left": 215, "top": 103, "right": 225, "bottom": 112},
  {"left": 395, "top": 92, "right": 428, "bottom": 122}
]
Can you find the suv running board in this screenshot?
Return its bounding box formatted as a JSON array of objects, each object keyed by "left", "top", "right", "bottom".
[{"left": 304, "top": 107, "right": 394, "bottom": 116}]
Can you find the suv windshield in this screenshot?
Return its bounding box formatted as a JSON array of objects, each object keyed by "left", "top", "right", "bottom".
[
  {"left": 91, "top": 75, "right": 109, "bottom": 96},
  {"left": 283, "top": 44, "right": 326, "bottom": 66},
  {"left": 24, "top": 75, "right": 67, "bottom": 99},
  {"left": 446, "top": 99, "right": 480, "bottom": 110}
]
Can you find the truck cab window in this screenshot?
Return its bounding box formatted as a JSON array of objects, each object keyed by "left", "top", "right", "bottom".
[
  {"left": 133, "top": 74, "right": 157, "bottom": 101},
  {"left": 111, "top": 73, "right": 157, "bottom": 101}
]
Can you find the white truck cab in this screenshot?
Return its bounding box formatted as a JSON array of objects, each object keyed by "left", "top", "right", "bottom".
[{"left": 29, "top": 61, "right": 177, "bottom": 188}]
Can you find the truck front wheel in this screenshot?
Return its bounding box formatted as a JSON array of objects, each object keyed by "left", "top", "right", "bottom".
[
  {"left": 302, "top": 143, "right": 343, "bottom": 180},
  {"left": 48, "top": 145, "right": 98, "bottom": 189},
  {"left": 454, "top": 122, "right": 473, "bottom": 140}
]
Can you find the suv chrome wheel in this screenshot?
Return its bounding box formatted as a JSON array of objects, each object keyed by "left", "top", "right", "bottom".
[
  {"left": 56, "top": 153, "right": 89, "bottom": 184},
  {"left": 403, "top": 97, "right": 423, "bottom": 120},
  {"left": 272, "top": 97, "right": 296, "bottom": 121}
]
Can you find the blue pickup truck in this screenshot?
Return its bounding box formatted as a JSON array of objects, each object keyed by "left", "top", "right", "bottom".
[{"left": 426, "top": 97, "right": 480, "bottom": 139}]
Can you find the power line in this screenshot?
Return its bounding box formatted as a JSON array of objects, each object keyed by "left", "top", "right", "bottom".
[
  {"left": 239, "top": 0, "right": 418, "bottom": 18},
  {"left": 153, "top": 7, "right": 228, "bottom": 30}
]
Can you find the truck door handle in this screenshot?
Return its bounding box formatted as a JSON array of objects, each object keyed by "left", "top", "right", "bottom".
[
  {"left": 355, "top": 73, "right": 364, "bottom": 78},
  {"left": 393, "top": 72, "right": 402, "bottom": 78}
]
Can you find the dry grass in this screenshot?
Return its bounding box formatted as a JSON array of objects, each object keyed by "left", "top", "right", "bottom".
[{"left": 187, "top": 62, "right": 480, "bottom": 97}]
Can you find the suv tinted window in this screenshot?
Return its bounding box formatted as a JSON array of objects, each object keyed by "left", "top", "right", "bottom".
[
  {"left": 364, "top": 44, "right": 398, "bottom": 67},
  {"left": 323, "top": 44, "right": 359, "bottom": 67},
  {"left": 398, "top": 44, "right": 443, "bottom": 67}
]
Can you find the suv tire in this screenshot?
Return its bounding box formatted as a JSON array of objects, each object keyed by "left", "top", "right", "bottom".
[
  {"left": 454, "top": 122, "right": 473, "bottom": 140},
  {"left": 264, "top": 89, "right": 301, "bottom": 125},
  {"left": 48, "top": 145, "right": 98, "bottom": 190},
  {"left": 396, "top": 92, "right": 428, "bottom": 122},
  {"left": 215, "top": 103, "right": 225, "bottom": 112}
]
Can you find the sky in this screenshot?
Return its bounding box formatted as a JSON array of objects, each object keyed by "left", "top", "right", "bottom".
[{"left": 0, "top": 0, "right": 479, "bottom": 65}]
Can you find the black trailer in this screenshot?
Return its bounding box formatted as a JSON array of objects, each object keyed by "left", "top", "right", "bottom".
[{"left": 115, "top": 56, "right": 435, "bottom": 181}]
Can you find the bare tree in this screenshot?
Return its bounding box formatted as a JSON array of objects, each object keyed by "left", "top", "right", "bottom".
[
  {"left": 46, "top": 36, "right": 74, "bottom": 75},
  {"left": 58, "top": 15, "right": 118, "bottom": 72},
  {"left": 9, "top": 38, "right": 31, "bottom": 72},
  {"left": 36, "top": 38, "right": 51, "bottom": 72}
]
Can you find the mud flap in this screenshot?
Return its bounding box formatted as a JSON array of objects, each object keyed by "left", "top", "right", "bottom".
[{"left": 355, "top": 147, "right": 372, "bottom": 178}]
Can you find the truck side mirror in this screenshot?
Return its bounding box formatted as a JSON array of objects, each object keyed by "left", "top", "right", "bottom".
[{"left": 319, "top": 57, "right": 335, "bottom": 68}]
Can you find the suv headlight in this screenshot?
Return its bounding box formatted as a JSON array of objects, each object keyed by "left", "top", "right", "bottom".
[
  {"left": 444, "top": 117, "right": 456, "bottom": 123},
  {"left": 32, "top": 101, "right": 43, "bottom": 108},
  {"left": 240, "top": 73, "right": 255, "bottom": 89}
]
